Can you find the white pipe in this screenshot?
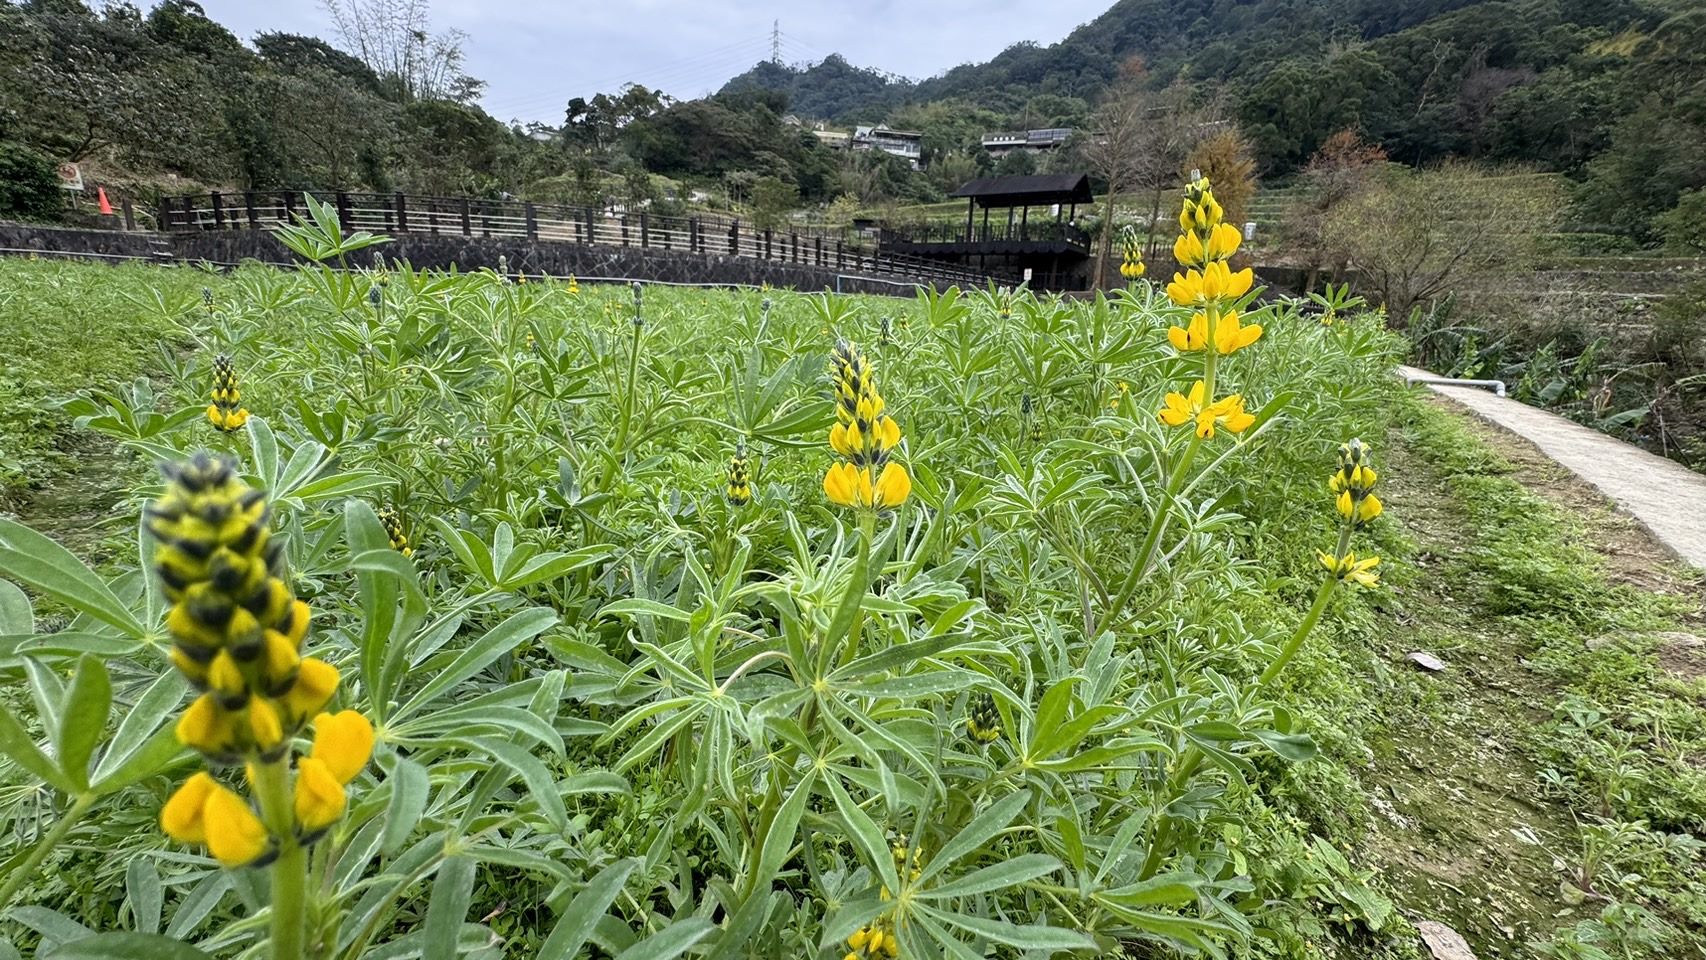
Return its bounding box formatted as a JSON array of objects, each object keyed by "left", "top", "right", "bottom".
[{"left": 1403, "top": 372, "right": 1507, "bottom": 397}]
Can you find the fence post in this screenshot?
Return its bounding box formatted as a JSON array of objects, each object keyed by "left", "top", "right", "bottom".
[
  {"left": 395, "top": 193, "right": 408, "bottom": 233},
  {"left": 210, "top": 192, "right": 224, "bottom": 228},
  {"left": 584, "top": 208, "right": 595, "bottom": 245},
  {"left": 639, "top": 213, "right": 648, "bottom": 248},
  {"left": 620, "top": 216, "right": 630, "bottom": 246},
  {"left": 835, "top": 241, "right": 844, "bottom": 269},
  {"left": 689, "top": 218, "right": 699, "bottom": 252},
  {"left": 815, "top": 237, "right": 823, "bottom": 266},
  {"left": 336, "top": 192, "right": 352, "bottom": 228},
  {"left": 121, "top": 198, "right": 135, "bottom": 231},
  {"left": 460, "top": 198, "right": 472, "bottom": 236},
  {"left": 729, "top": 220, "right": 739, "bottom": 255},
  {"left": 282, "top": 192, "right": 296, "bottom": 226},
  {"left": 764, "top": 229, "right": 772, "bottom": 260},
  {"left": 244, "top": 192, "right": 258, "bottom": 229},
  {"left": 525, "top": 201, "right": 538, "bottom": 241},
  {"left": 157, "top": 198, "right": 171, "bottom": 231}
]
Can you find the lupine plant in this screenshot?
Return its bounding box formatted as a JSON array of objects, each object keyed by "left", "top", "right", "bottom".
[{"left": 0, "top": 180, "right": 1404, "bottom": 958}]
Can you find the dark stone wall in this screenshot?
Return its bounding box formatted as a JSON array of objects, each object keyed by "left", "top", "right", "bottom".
[
  {"left": 0, "top": 222, "right": 164, "bottom": 261},
  {"left": 170, "top": 230, "right": 951, "bottom": 297}
]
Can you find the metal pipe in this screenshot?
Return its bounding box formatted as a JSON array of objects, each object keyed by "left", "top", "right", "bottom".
[{"left": 1403, "top": 372, "right": 1507, "bottom": 397}]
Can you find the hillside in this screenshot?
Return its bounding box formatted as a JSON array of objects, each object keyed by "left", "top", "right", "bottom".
[{"left": 720, "top": 0, "right": 1679, "bottom": 175}]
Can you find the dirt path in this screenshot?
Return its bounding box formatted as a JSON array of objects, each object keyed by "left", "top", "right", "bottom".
[{"left": 1364, "top": 397, "right": 1704, "bottom": 958}]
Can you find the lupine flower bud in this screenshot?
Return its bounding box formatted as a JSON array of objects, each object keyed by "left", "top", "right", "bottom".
[
  {"left": 378, "top": 504, "right": 413, "bottom": 557},
  {"left": 965, "top": 691, "right": 1001, "bottom": 744},
  {"left": 726, "top": 444, "right": 753, "bottom": 506}
]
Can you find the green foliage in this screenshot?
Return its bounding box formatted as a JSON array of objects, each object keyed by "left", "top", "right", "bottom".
[
  {"left": 0, "top": 250, "right": 1425, "bottom": 957},
  {"left": 0, "top": 141, "right": 60, "bottom": 221}
]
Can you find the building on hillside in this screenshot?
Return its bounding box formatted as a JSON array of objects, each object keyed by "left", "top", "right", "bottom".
[
  {"left": 852, "top": 124, "right": 924, "bottom": 167},
  {"left": 979, "top": 128, "right": 1074, "bottom": 158},
  {"left": 877, "top": 173, "right": 1094, "bottom": 291},
  {"left": 813, "top": 128, "right": 852, "bottom": 149}
]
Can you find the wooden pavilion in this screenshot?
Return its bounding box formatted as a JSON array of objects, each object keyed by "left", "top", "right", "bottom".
[{"left": 877, "top": 174, "right": 1095, "bottom": 290}]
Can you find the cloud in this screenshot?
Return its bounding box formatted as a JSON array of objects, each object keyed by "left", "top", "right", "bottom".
[{"left": 196, "top": 0, "right": 1109, "bottom": 122}]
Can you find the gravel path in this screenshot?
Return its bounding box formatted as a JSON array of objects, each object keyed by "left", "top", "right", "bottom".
[{"left": 1400, "top": 366, "right": 1706, "bottom": 570}]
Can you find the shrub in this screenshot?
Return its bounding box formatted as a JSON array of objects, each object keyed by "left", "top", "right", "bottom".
[{"left": 0, "top": 140, "right": 61, "bottom": 221}]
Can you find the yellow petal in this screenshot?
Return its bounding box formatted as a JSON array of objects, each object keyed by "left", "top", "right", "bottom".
[
  {"left": 824, "top": 463, "right": 856, "bottom": 506},
  {"left": 176, "top": 694, "right": 231, "bottom": 753},
  {"left": 203, "top": 784, "right": 270, "bottom": 867},
  {"left": 293, "top": 756, "right": 347, "bottom": 831},
  {"left": 310, "top": 710, "right": 375, "bottom": 785},
  {"left": 249, "top": 697, "right": 284, "bottom": 751},
  {"left": 1186, "top": 380, "right": 1206, "bottom": 407},
  {"left": 874, "top": 462, "right": 911, "bottom": 509},
  {"left": 1358, "top": 493, "right": 1384, "bottom": 522},
  {"left": 279, "top": 658, "right": 339, "bottom": 727},
  {"left": 1167, "top": 326, "right": 1191, "bottom": 351},
  {"left": 1337, "top": 490, "right": 1354, "bottom": 518},
  {"left": 161, "top": 772, "right": 218, "bottom": 844}
]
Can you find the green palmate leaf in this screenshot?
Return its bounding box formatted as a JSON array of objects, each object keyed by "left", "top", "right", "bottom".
[
  {"left": 598, "top": 598, "right": 692, "bottom": 623},
  {"left": 0, "top": 702, "right": 73, "bottom": 792},
  {"left": 916, "top": 904, "right": 1097, "bottom": 952},
  {"left": 916, "top": 789, "right": 1032, "bottom": 883},
  {"left": 537, "top": 859, "right": 640, "bottom": 960},
  {"left": 382, "top": 755, "right": 431, "bottom": 856},
  {"left": 92, "top": 727, "right": 184, "bottom": 795},
  {"left": 56, "top": 654, "right": 111, "bottom": 792},
  {"left": 916, "top": 853, "right": 1063, "bottom": 899},
  {"left": 464, "top": 737, "right": 568, "bottom": 831},
  {"left": 752, "top": 770, "right": 816, "bottom": 899},
  {"left": 0, "top": 519, "right": 144, "bottom": 638},
  {"left": 612, "top": 918, "right": 717, "bottom": 960},
  {"left": 91, "top": 670, "right": 183, "bottom": 785},
  {"left": 826, "top": 773, "right": 898, "bottom": 895},
  {"left": 43, "top": 933, "right": 211, "bottom": 960},
  {"left": 393, "top": 606, "right": 557, "bottom": 723},
  {"left": 124, "top": 859, "right": 163, "bottom": 935},
  {"left": 422, "top": 855, "right": 478, "bottom": 960},
  {"left": 1099, "top": 872, "right": 1203, "bottom": 907},
  {"left": 0, "top": 580, "right": 31, "bottom": 634},
  {"left": 247, "top": 416, "right": 279, "bottom": 492},
  {"left": 7, "top": 907, "right": 92, "bottom": 946},
  {"left": 1252, "top": 728, "right": 1318, "bottom": 762}
]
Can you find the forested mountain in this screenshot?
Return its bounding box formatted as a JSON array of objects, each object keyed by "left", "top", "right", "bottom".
[{"left": 724, "top": 0, "right": 1699, "bottom": 177}]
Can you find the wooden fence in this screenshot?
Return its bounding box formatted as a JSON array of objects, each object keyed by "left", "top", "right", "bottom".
[{"left": 159, "top": 191, "right": 1013, "bottom": 289}]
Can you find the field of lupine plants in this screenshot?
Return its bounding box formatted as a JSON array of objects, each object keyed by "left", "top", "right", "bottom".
[{"left": 0, "top": 182, "right": 1427, "bottom": 959}]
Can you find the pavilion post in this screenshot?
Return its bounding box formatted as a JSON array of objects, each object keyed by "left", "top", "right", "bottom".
[{"left": 965, "top": 198, "right": 974, "bottom": 242}]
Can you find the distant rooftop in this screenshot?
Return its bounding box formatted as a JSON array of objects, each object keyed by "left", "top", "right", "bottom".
[{"left": 951, "top": 173, "right": 1093, "bottom": 207}]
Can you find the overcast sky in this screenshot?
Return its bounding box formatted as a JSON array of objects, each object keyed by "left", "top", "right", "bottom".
[{"left": 194, "top": 0, "right": 1110, "bottom": 124}]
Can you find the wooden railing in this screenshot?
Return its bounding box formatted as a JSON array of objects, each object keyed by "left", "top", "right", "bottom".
[
  {"left": 158, "top": 191, "right": 1015, "bottom": 288},
  {"left": 880, "top": 219, "right": 1091, "bottom": 249}
]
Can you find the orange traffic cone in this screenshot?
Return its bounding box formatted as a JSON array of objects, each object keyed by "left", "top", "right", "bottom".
[{"left": 97, "top": 187, "right": 114, "bottom": 216}]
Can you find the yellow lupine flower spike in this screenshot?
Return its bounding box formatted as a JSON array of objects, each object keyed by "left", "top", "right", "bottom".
[
  {"left": 206, "top": 354, "right": 250, "bottom": 432},
  {"left": 825, "top": 341, "right": 910, "bottom": 511}
]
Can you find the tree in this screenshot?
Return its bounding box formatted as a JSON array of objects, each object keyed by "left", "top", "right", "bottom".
[
  {"left": 321, "top": 0, "right": 477, "bottom": 102},
  {"left": 750, "top": 176, "right": 799, "bottom": 230},
  {"left": 1329, "top": 160, "right": 1558, "bottom": 319},
  {"left": 1080, "top": 63, "right": 1218, "bottom": 287},
  {"left": 994, "top": 150, "right": 1037, "bottom": 176},
  {"left": 1182, "top": 127, "right": 1257, "bottom": 226},
  {"left": 1285, "top": 130, "right": 1388, "bottom": 290}
]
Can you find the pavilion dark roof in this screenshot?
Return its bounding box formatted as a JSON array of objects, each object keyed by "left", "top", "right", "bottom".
[{"left": 950, "top": 173, "right": 1093, "bottom": 207}]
